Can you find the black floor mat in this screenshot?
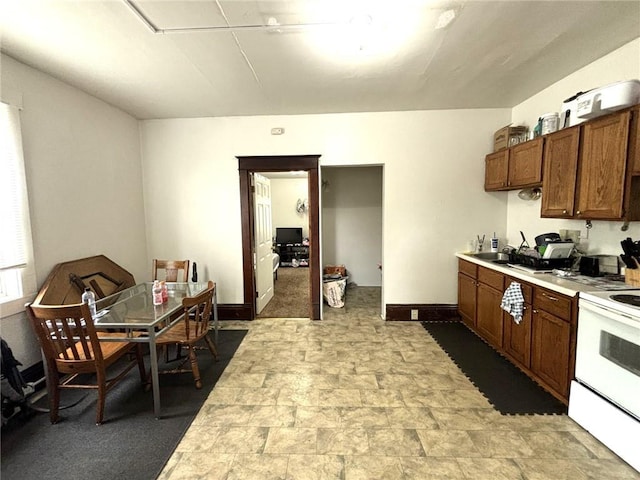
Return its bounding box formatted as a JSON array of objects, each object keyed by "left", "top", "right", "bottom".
[{"left": 422, "top": 321, "right": 567, "bottom": 415}]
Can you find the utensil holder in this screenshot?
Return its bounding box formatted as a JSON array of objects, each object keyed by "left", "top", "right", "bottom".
[{"left": 625, "top": 258, "right": 640, "bottom": 287}]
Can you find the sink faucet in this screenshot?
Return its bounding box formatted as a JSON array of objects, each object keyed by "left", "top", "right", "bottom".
[{"left": 476, "top": 235, "right": 485, "bottom": 253}]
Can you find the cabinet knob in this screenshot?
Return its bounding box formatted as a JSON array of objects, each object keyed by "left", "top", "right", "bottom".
[
  {"left": 576, "top": 210, "right": 581, "bottom": 215},
  {"left": 562, "top": 210, "right": 567, "bottom": 214}
]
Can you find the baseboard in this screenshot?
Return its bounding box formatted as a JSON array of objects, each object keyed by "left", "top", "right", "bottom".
[
  {"left": 217, "top": 303, "right": 253, "bottom": 320},
  {"left": 386, "top": 304, "right": 459, "bottom": 322}
]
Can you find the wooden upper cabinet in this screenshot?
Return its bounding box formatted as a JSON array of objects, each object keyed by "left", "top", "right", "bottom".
[
  {"left": 485, "top": 150, "right": 509, "bottom": 191},
  {"left": 541, "top": 127, "right": 580, "bottom": 217},
  {"left": 508, "top": 137, "right": 544, "bottom": 188},
  {"left": 630, "top": 106, "right": 640, "bottom": 175},
  {"left": 575, "top": 111, "right": 630, "bottom": 220}
]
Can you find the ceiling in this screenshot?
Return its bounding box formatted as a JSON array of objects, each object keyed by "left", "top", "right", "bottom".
[{"left": 1, "top": 1, "right": 638, "bottom": 120}]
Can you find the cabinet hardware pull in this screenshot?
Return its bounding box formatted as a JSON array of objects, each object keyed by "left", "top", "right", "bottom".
[
  {"left": 562, "top": 210, "right": 567, "bottom": 214},
  {"left": 576, "top": 210, "right": 581, "bottom": 215},
  {"left": 542, "top": 292, "right": 558, "bottom": 302},
  {"left": 532, "top": 309, "right": 538, "bottom": 314}
]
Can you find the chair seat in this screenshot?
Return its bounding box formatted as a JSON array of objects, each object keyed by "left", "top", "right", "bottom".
[
  {"left": 56, "top": 332, "right": 141, "bottom": 372},
  {"left": 156, "top": 320, "right": 208, "bottom": 346}
]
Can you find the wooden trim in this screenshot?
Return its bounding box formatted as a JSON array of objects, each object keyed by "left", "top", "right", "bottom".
[
  {"left": 308, "top": 168, "right": 321, "bottom": 319},
  {"left": 239, "top": 169, "right": 255, "bottom": 320},
  {"left": 386, "top": 304, "right": 459, "bottom": 322},
  {"left": 238, "top": 155, "right": 321, "bottom": 320}
]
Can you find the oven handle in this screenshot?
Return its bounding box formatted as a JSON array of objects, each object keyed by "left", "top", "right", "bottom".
[{"left": 579, "top": 299, "right": 640, "bottom": 329}]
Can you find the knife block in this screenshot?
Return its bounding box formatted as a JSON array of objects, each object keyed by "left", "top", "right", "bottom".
[{"left": 625, "top": 258, "right": 640, "bottom": 287}]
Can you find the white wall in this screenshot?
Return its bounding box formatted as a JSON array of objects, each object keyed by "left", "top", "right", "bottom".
[
  {"left": 0, "top": 54, "right": 148, "bottom": 368},
  {"left": 322, "top": 166, "right": 383, "bottom": 287},
  {"left": 506, "top": 39, "right": 640, "bottom": 255},
  {"left": 269, "top": 177, "right": 309, "bottom": 240},
  {"left": 140, "top": 108, "right": 510, "bottom": 309}
]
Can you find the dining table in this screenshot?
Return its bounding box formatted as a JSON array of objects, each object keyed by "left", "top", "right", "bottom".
[{"left": 93, "top": 281, "right": 217, "bottom": 418}]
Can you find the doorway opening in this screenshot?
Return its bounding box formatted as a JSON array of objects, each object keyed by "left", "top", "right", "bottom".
[
  {"left": 321, "top": 165, "right": 384, "bottom": 318},
  {"left": 256, "top": 171, "right": 310, "bottom": 318},
  {"left": 238, "top": 155, "right": 321, "bottom": 320}
]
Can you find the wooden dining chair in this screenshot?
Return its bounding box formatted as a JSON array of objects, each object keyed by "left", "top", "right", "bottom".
[
  {"left": 154, "top": 281, "right": 218, "bottom": 388},
  {"left": 152, "top": 259, "right": 190, "bottom": 282},
  {"left": 26, "top": 302, "right": 147, "bottom": 425}
]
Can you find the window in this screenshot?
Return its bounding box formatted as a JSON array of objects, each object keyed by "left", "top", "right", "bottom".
[{"left": 0, "top": 101, "right": 36, "bottom": 318}]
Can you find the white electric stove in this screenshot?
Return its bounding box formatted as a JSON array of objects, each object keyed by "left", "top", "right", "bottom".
[{"left": 569, "top": 289, "right": 640, "bottom": 472}]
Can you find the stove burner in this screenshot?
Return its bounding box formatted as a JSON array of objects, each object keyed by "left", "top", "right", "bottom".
[{"left": 609, "top": 294, "right": 640, "bottom": 307}]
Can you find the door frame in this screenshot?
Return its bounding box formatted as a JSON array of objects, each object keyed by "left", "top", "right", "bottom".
[{"left": 238, "top": 155, "right": 321, "bottom": 320}]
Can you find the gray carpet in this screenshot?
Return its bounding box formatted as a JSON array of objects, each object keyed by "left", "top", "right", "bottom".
[
  {"left": 0, "top": 329, "right": 247, "bottom": 480},
  {"left": 257, "top": 267, "right": 310, "bottom": 318}
]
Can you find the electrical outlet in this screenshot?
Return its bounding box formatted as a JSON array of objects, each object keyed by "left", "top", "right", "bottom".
[{"left": 411, "top": 309, "right": 419, "bottom": 320}]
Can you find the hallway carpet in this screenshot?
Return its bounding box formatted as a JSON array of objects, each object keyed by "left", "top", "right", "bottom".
[{"left": 257, "top": 267, "right": 310, "bottom": 318}]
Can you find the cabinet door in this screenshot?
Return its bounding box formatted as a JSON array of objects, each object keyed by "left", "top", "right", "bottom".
[
  {"left": 508, "top": 138, "right": 543, "bottom": 188},
  {"left": 531, "top": 309, "right": 571, "bottom": 398},
  {"left": 458, "top": 272, "right": 477, "bottom": 329},
  {"left": 503, "top": 307, "right": 532, "bottom": 368},
  {"left": 503, "top": 279, "right": 532, "bottom": 368},
  {"left": 484, "top": 150, "right": 509, "bottom": 191},
  {"left": 541, "top": 127, "right": 580, "bottom": 217},
  {"left": 576, "top": 111, "right": 630, "bottom": 219},
  {"left": 476, "top": 283, "right": 504, "bottom": 349}
]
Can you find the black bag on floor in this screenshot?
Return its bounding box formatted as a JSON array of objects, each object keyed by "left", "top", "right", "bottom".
[{"left": 1, "top": 337, "right": 30, "bottom": 424}]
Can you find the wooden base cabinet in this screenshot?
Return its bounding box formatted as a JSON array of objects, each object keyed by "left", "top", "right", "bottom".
[
  {"left": 457, "top": 262, "right": 576, "bottom": 404},
  {"left": 458, "top": 259, "right": 478, "bottom": 329},
  {"left": 502, "top": 279, "right": 533, "bottom": 369},
  {"left": 531, "top": 308, "right": 571, "bottom": 398},
  {"left": 458, "top": 272, "right": 477, "bottom": 328},
  {"left": 530, "top": 286, "right": 575, "bottom": 401},
  {"left": 476, "top": 267, "right": 505, "bottom": 349}
]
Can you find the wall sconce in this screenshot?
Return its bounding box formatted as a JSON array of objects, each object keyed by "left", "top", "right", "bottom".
[{"left": 296, "top": 198, "right": 308, "bottom": 213}]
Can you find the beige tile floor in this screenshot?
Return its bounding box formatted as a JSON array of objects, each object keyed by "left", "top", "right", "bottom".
[{"left": 158, "top": 287, "right": 639, "bottom": 480}]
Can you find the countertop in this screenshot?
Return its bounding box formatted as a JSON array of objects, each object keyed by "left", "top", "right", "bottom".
[{"left": 456, "top": 252, "right": 628, "bottom": 298}]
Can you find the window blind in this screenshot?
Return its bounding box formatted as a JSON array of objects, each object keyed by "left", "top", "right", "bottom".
[{"left": 0, "top": 101, "right": 29, "bottom": 270}]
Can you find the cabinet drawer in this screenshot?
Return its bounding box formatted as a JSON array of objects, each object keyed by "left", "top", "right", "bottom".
[
  {"left": 478, "top": 266, "right": 504, "bottom": 291},
  {"left": 506, "top": 277, "right": 532, "bottom": 304},
  {"left": 458, "top": 259, "right": 477, "bottom": 278},
  {"left": 534, "top": 287, "right": 572, "bottom": 321}
]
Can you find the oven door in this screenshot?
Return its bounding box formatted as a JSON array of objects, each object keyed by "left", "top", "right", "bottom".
[{"left": 576, "top": 299, "right": 640, "bottom": 420}]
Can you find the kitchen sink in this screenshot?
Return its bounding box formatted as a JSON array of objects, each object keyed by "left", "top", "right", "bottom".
[{"left": 469, "top": 252, "right": 511, "bottom": 262}]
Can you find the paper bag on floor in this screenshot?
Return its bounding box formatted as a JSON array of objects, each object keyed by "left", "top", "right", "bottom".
[{"left": 323, "top": 279, "right": 346, "bottom": 308}]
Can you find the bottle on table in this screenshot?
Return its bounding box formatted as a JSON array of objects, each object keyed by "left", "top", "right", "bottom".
[
  {"left": 161, "top": 280, "right": 168, "bottom": 303},
  {"left": 152, "top": 280, "right": 163, "bottom": 306},
  {"left": 81, "top": 287, "right": 97, "bottom": 319}
]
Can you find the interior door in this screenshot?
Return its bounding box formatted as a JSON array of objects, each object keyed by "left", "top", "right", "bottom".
[{"left": 253, "top": 173, "right": 274, "bottom": 314}]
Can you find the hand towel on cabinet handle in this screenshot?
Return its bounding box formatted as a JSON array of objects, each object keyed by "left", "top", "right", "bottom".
[{"left": 501, "top": 281, "right": 524, "bottom": 324}]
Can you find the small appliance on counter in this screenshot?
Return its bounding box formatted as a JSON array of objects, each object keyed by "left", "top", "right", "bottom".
[{"left": 579, "top": 255, "right": 620, "bottom": 277}]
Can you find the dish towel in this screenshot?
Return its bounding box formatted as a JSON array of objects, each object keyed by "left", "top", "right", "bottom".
[{"left": 501, "top": 281, "right": 525, "bottom": 324}]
